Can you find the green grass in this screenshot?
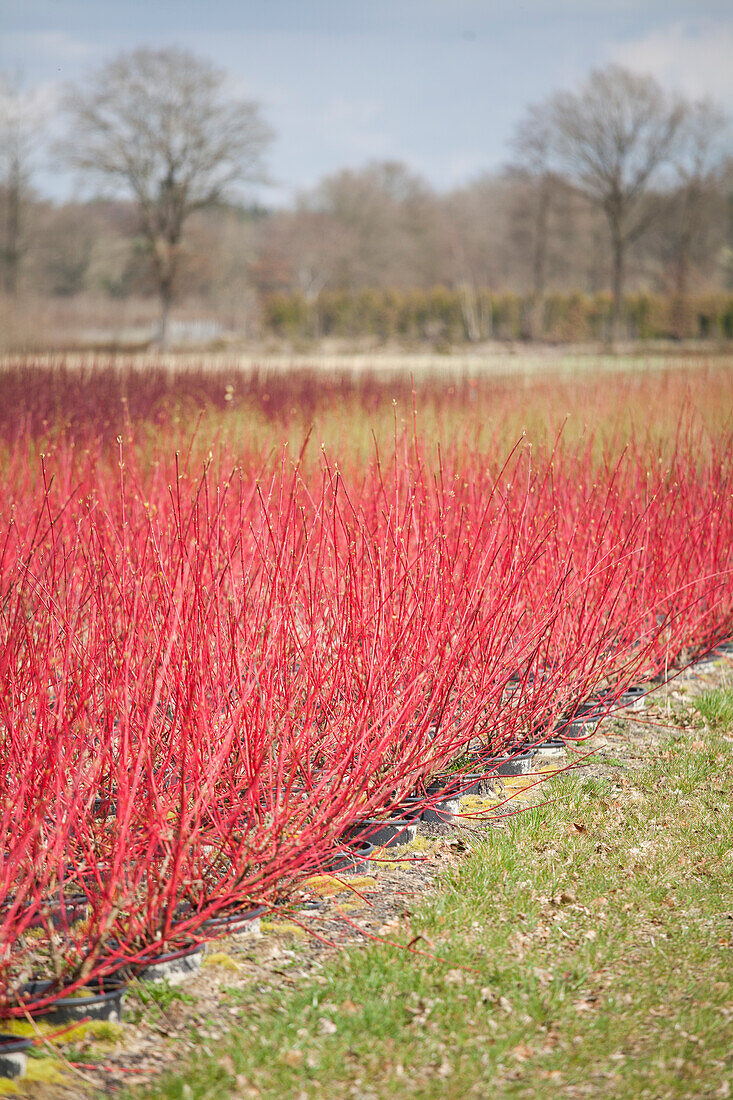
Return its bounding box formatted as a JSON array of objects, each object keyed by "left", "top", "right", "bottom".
[
  {"left": 692, "top": 686, "right": 733, "bottom": 733},
  {"left": 130, "top": 717, "right": 733, "bottom": 1099},
  {"left": 132, "top": 978, "right": 195, "bottom": 1011}
]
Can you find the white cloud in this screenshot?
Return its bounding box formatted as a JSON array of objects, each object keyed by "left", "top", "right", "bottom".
[{"left": 609, "top": 19, "right": 733, "bottom": 106}]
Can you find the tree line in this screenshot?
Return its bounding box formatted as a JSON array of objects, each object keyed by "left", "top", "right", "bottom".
[{"left": 1, "top": 49, "right": 731, "bottom": 346}]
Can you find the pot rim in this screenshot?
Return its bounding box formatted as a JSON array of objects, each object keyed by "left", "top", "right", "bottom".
[
  {"left": 201, "top": 904, "right": 266, "bottom": 928},
  {"left": 0, "top": 1034, "right": 32, "bottom": 1053}
]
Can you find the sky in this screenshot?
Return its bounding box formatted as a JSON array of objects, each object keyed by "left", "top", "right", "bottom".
[{"left": 1, "top": 0, "right": 732, "bottom": 207}]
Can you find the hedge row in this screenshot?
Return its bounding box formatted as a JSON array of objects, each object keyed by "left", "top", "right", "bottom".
[{"left": 262, "top": 288, "right": 733, "bottom": 342}]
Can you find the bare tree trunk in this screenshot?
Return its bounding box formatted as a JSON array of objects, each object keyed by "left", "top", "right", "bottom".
[
  {"left": 671, "top": 253, "right": 690, "bottom": 340},
  {"left": 528, "top": 177, "right": 551, "bottom": 340},
  {"left": 480, "top": 293, "right": 493, "bottom": 340},
  {"left": 459, "top": 282, "right": 481, "bottom": 342},
  {"left": 150, "top": 234, "right": 179, "bottom": 349},
  {"left": 671, "top": 184, "right": 697, "bottom": 341},
  {"left": 305, "top": 290, "right": 320, "bottom": 339},
  {"left": 610, "top": 226, "right": 625, "bottom": 344},
  {"left": 158, "top": 283, "right": 172, "bottom": 348},
  {"left": 2, "top": 161, "right": 21, "bottom": 295}
]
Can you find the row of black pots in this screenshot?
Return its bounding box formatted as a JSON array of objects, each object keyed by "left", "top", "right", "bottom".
[
  {"left": 341, "top": 751, "right": 539, "bottom": 841},
  {"left": 574, "top": 683, "right": 646, "bottom": 717},
  {"left": 339, "top": 788, "right": 487, "bottom": 853},
  {"left": 2, "top": 941, "right": 207, "bottom": 1047},
  {"left": 550, "top": 688, "right": 646, "bottom": 741},
  {"left": 0, "top": 901, "right": 265, "bottom": 1069},
  {"left": 111, "top": 901, "right": 265, "bottom": 983}
]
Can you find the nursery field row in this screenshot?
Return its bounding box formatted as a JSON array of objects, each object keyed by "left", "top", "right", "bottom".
[
  {"left": 0, "top": 355, "right": 731, "bottom": 453},
  {"left": 1, "top": 402, "right": 732, "bottom": 1055}
]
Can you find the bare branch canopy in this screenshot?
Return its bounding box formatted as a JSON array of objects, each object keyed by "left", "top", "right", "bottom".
[
  {"left": 60, "top": 47, "right": 273, "bottom": 344},
  {"left": 534, "top": 65, "right": 687, "bottom": 339}
]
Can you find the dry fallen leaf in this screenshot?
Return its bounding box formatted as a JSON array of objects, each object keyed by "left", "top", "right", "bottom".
[
  {"left": 448, "top": 837, "right": 468, "bottom": 851},
  {"left": 234, "top": 1078, "right": 261, "bottom": 1099},
  {"left": 378, "top": 918, "right": 401, "bottom": 936},
  {"left": 282, "top": 1049, "right": 304, "bottom": 1067},
  {"left": 552, "top": 891, "right": 576, "bottom": 906}
]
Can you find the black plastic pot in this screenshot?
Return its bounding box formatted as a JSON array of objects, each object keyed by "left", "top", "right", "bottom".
[
  {"left": 389, "top": 790, "right": 463, "bottom": 824},
  {"left": 388, "top": 797, "right": 425, "bottom": 823},
  {"left": 200, "top": 808, "right": 250, "bottom": 830},
  {"left": 344, "top": 818, "right": 418, "bottom": 848},
  {"left": 92, "top": 795, "right": 117, "bottom": 819},
  {"left": 426, "top": 772, "right": 490, "bottom": 797},
  {"left": 201, "top": 904, "right": 265, "bottom": 938},
  {"left": 421, "top": 796, "right": 460, "bottom": 824},
  {"left": 532, "top": 737, "right": 566, "bottom": 756},
  {"left": 453, "top": 773, "right": 494, "bottom": 795},
  {"left": 618, "top": 684, "right": 646, "bottom": 708},
  {"left": 55, "top": 892, "right": 88, "bottom": 926},
  {"left": 135, "top": 942, "right": 204, "bottom": 984},
  {"left": 17, "top": 976, "right": 127, "bottom": 1023},
  {"left": 486, "top": 753, "right": 534, "bottom": 777},
  {"left": 0, "top": 1035, "right": 31, "bottom": 1079},
  {"left": 16, "top": 892, "right": 88, "bottom": 932},
  {"left": 568, "top": 697, "right": 608, "bottom": 724},
  {"left": 268, "top": 787, "right": 308, "bottom": 804},
  {"left": 318, "top": 840, "right": 374, "bottom": 876},
  {"left": 554, "top": 720, "right": 592, "bottom": 741}
]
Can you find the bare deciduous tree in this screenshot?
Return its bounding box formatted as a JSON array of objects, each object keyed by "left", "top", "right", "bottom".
[
  {"left": 667, "top": 100, "right": 730, "bottom": 337},
  {"left": 61, "top": 47, "right": 272, "bottom": 344},
  {"left": 0, "top": 73, "right": 42, "bottom": 295},
  {"left": 546, "top": 65, "right": 686, "bottom": 339},
  {"left": 509, "top": 102, "right": 563, "bottom": 339},
  {"left": 306, "top": 161, "right": 440, "bottom": 289}
]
